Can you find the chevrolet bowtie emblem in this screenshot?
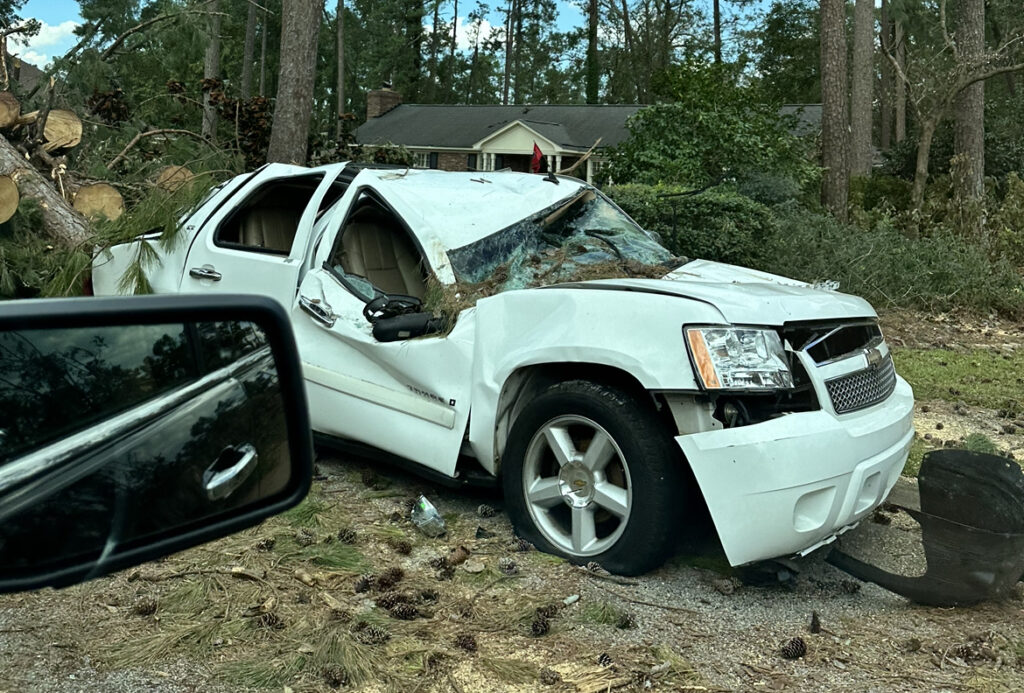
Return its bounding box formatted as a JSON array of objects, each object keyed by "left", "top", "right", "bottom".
[{"left": 865, "top": 347, "right": 883, "bottom": 366}]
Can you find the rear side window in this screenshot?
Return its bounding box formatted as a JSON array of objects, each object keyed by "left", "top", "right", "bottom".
[
  {"left": 214, "top": 174, "right": 325, "bottom": 255},
  {"left": 195, "top": 321, "right": 268, "bottom": 371},
  {"left": 0, "top": 324, "right": 197, "bottom": 463}
]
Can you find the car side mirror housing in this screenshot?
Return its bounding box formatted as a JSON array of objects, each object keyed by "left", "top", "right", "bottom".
[{"left": 0, "top": 294, "right": 312, "bottom": 593}]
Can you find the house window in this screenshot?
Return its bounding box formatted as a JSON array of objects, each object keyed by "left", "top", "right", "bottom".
[
  {"left": 414, "top": 152, "right": 430, "bottom": 169},
  {"left": 467, "top": 154, "right": 477, "bottom": 171}
]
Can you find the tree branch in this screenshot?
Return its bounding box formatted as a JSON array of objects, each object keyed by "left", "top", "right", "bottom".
[
  {"left": 107, "top": 129, "right": 218, "bottom": 169},
  {"left": 99, "top": 3, "right": 221, "bottom": 61},
  {"left": 954, "top": 61, "right": 1024, "bottom": 96},
  {"left": 939, "top": 0, "right": 959, "bottom": 61}
]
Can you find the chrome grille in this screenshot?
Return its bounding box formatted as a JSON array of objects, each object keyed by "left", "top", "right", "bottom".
[{"left": 825, "top": 353, "right": 897, "bottom": 414}]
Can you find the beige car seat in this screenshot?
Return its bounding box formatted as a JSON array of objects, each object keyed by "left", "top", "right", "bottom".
[
  {"left": 339, "top": 205, "right": 426, "bottom": 299},
  {"left": 239, "top": 205, "right": 302, "bottom": 253}
]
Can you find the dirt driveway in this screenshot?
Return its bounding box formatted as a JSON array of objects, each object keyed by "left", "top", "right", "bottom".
[{"left": 2, "top": 311, "right": 1023, "bottom": 692}]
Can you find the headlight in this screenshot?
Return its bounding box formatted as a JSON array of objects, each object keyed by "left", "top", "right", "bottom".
[{"left": 685, "top": 326, "right": 793, "bottom": 390}]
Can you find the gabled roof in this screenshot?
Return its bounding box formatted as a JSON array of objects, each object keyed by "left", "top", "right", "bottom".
[{"left": 355, "top": 104, "right": 644, "bottom": 151}]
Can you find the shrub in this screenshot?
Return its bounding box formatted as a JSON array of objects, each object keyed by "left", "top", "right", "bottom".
[
  {"left": 761, "top": 202, "right": 1024, "bottom": 317},
  {"left": 607, "top": 184, "right": 777, "bottom": 267}
]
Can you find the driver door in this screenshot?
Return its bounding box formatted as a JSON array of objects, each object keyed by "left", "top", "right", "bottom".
[{"left": 292, "top": 184, "right": 474, "bottom": 477}]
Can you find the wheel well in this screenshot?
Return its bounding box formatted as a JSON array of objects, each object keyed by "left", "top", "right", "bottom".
[{"left": 492, "top": 362, "right": 665, "bottom": 472}]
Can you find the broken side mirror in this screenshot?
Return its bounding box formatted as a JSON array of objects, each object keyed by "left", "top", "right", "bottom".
[
  {"left": 828, "top": 449, "right": 1024, "bottom": 606},
  {"left": 0, "top": 294, "right": 312, "bottom": 593}
]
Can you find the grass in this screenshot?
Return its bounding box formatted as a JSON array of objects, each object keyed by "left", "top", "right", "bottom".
[{"left": 893, "top": 347, "right": 1024, "bottom": 413}]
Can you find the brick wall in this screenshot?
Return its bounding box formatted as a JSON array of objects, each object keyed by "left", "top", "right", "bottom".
[{"left": 437, "top": 151, "right": 475, "bottom": 171}]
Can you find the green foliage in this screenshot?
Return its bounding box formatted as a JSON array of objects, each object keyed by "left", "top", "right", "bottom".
[
  {"left": 849, "top": 174, "right": 913, "bottom": 212},
  {"left": 750, "top": 0, "right": 820, "bottom": 104},
  {"left": 602, "top": 62, "right": 817, "bottom": 190},
  {"left": 964, "top": 433, "right": 1000, "bottom": 456},
  {"left": 762, "top": 202, "right": 1024, "bottom": 317},
  {"left": 891, "top": 348, "right": 1024, "bottom": 412},
  {"left": 607, "top": 184, "right": 777, "bottom": 267}
]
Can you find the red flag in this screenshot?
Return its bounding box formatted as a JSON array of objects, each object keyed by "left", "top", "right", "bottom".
[{"left": 530, "top": 142, "right": 543, "bottom": 173}]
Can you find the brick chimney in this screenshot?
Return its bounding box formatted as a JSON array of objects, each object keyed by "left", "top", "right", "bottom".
[{"left": 366, "top": 87, "right": 402, "bottom": 119}]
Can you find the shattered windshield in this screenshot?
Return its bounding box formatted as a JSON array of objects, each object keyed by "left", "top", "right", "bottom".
[{"left": 446, "top": 188, "right": 682, "bottom": 292}]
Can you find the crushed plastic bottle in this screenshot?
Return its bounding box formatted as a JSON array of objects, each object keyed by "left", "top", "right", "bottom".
[{"left": 411, "top": 495, "right": 447, "bottom": 537}]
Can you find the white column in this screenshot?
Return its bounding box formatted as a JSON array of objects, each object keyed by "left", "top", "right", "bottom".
[
  {"left": 546, "top": 155, "right": 554, "bottom": 173},
  {"left": 555, "top": 154, "right": 562, "bottom": 173},
  {"left": 586, "top": 158, "right": 594, "bottom": 184}
]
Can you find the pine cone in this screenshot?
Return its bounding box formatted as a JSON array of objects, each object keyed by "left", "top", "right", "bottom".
[
  {"left": 295, "top": 528, "right": 316, "bottom": 547},
  {"left": 585, "top": 561, "right": 611, "bottom": 576},
  {"left": 809, "top": 611, "right": 821, "bottom": 634},
  {"left": 376, "top": 592, "right": 409, "bottom": 610},
  {"left": 132, "top": 596, "right": 157, "bottom": 616},
  {"left": 419, "top": 589, "right": 440, "bottom": 603},
  {"left": 337, "top": 527, "right": 357, "bottom": 544},
  {"left": 535, "top": 604, "right": 560, "bottom": 620},
  {"left": 257, "top": 612, "right": 284, "bottom": 630},
  {"left": 448, "top": 545, "right": 471, "bottom": 566},
  {"left": 389, "top": 602, "right": 420, "bottom": 620},
  {"left": 354, "top": 624, "right": 391, "bottom": 645},
  {"left": 952, "top": 643, "right": 973, "bottom": 661},
  {"left": 539, "top": 667, "right": 561, "bottom": 685},
  {"left": 475, "top": 526, "right": 496, "bottom": 539},
  {"left": 428, "top": 556, "right": 449, "bottom": 570},
  {"left": 477, "top": 503, "right": 496, "bottom": 518},
  {"left": 402, "top": 497, "right": 419, "bottom": 513},
  {"left": 254, "top": 537, "right": 276, "bottom": 551},
  {"left": 781, "top": 636, "right": 807, "bottom": 659},
  {"left": 435, "top": 565, "right": 455, "bottom": 581},
  {"left": 390, "top": 539, "right": 413, "bottom": 555},
  {"left": 354, "top": 574, "right": 373, "bottom": 593},
  {"left": 597, "top": 653, "right": 613, "bottom": 667},
  {"left": 530, "top": 615, "right": 550, "bottom": 636},
  {"left": 322, "top": 665, "right": 348, "bottom": 688},
  {"left": 375, "top": 567, "right": 404, "bottom": 590},
  {"left": 360, "top": 469, "right": 378, "bottom": 487},
  {"left": 498, "top": 557, "right": 519, "bottom": 576},
  {"left": 511, "top": 537, "right": 535, "bottom": 552},
  {"left": 454, "top": 633, "right": 478, "bottom": 652},
  {"left": 615, "top": 612, "right": 636, "bottom": 630}
]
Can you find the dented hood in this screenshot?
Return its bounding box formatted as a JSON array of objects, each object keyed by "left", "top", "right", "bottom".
[{"left": 559, "top": 259, "right": 876, "bottom": 325}]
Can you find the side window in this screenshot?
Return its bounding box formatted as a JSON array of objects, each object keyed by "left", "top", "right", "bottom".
[
  {"left": 213, "top": 174, "right": 325, "bottom": 255},
  {"left": 325, "top": 191, "right": 429, "bottom": 301},
  {"left": 195, "top": 321, "right": 268, "bottom": 371},
  {"left": 0, "top": 324, "right": 197, "bottom": 463}
]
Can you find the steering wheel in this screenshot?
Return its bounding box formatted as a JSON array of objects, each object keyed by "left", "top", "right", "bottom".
[{"left": 362, "top": 294, "right": 423, "bottom": 323}]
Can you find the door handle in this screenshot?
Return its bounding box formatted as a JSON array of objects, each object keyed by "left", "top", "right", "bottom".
[
  {"left": 299, "top": 295, "right": 336, "bottom": 327},
  {"left": 189, "top": 266, "right": 222, "bottom": 281},
  {"left": 203, "top": 444, "right": 258, "bottom": 501}
]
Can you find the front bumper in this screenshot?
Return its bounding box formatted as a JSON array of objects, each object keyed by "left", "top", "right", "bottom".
[{"left": 678, "top": 375, "right": 914, "bottom": 566}]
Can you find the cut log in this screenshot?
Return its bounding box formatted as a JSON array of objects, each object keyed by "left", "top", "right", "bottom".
[
  {"left": 14, "top": 109, "right": 84, "bottom": 151},
  {"left": 155, "top": 165, "right": 194, "bottom": 191},
  {"left": 0, "top": 133, "right": 90, "bottom": 246},
  {"left": 0, "top": 91, "right": 20, "bottom": 129},
  {"left": 0, "top": 174, "right": 18, "bottom": 223},
  {"left": 73, "top": 183, "right": 124, "bottom": 221}
]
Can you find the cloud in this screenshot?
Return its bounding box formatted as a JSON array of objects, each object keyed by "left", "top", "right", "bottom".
[
  {"left": 10, "top": 20, "right": 81, "bottom": 67},
  {"left": 425, "top": 16, "right": 500, "bottom": 52}
]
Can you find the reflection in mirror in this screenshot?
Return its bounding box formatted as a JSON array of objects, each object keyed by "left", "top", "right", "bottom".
[{"left": 0, "top": 320, "right": 291, "bottom": 581}]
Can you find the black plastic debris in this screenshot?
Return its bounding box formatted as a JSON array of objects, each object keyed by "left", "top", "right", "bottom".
[{"left": 828, "top": 450, "right": 1024, "bottom": 607}]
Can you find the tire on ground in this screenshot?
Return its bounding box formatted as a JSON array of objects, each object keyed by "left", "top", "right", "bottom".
[{"left": 501, "top": 379, "right": 688, "bottom": 575}]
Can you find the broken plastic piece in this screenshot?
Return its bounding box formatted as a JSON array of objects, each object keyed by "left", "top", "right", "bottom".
[
  {"left": 410, "top": 495, "right": 446, "bottom": 537},
  {"left": 828, "top": 450, "right": 1024, "bottom": 606}
]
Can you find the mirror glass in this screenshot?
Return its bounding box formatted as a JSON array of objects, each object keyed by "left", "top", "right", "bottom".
[{"left": 0, "top": 320, "right": 292, "bottom": 582}]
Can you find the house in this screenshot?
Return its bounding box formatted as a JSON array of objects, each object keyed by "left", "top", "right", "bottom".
[{"left": 354, "top": 89, "right": 823, "bottom": 183}]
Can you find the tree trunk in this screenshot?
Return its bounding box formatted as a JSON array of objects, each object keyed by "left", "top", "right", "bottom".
[
  {"left": 0, "top": 135, "right": 90, "bottom": 246},
  {"left": 336, "top": 0, "right": 345, "bottom": 139},
  {"left": 241, "top": 1, "right": 257, "bottom": 100},
  {"left": 266, "top": 0, "right": 325, "bottom": 165},
  {"left": 895, "top": 21, "right": 906, "bottom": 142},
  {"left": 621, "top": 0, "right": 638, "bottom": 101},
  {"left": 849, "top": 0, "right": 873, "bottom": 175},
  {"left": 820, "top": 0, "right": 849, "bottom": 219},
  {"left": 954, "top": 0, "right": 985, "bottom": 200},
  {"left": 450, "top": 0, "right": 458, "bottom": 62},
  {"left": 912, "top": 118, "right": 937, "bottom": 209},
  {"left": 201, "top": 0, "right": 221, "bottom": 142},
  {"left": 259, "top": 9, "right": 268, "bottom": 97},
  {"left": 586, "top": 0, "right": 599, "bottom": 103},
  {"left": 713, "top": 0, "right": 722, "bottom": 64},
  {"left": 879, "top": 0, "right": 892, "bottom": 150},
  {"left": 502, "top": 0, "right": 514, "bottom": 104}
]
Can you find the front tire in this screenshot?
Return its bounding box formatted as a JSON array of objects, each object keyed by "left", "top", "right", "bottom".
[{"left": 501, "top": 379, "right": 687, "bottom": 575}]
